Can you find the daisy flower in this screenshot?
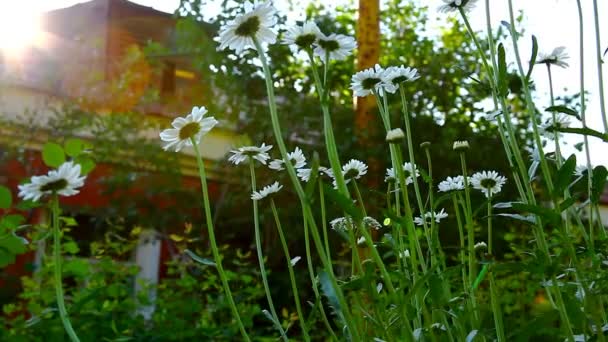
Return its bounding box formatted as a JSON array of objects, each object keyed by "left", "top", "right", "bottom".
[
  {"left": 470, "top": 171, "right": 507, "bottom": 198},
  {"left": 453, "top": 140, "right": 470, "bottom": 151},
  {"left": 350, "top": 64, "right": 393, "bottom": 97},
  {"left": 290, "top": 256, "right": 301, "bottom": 266},
  {"left": 159, "top": 106, "right": 218, "bottom": 152},
  {"left": 384, "top": 65, "right": 420, "bottom": 92},
  {"left": 398, "top": 249, "right": 410, "bottom": 259},
  {"left": 228, "top": 143, "right": 273, "bottom": 165},
  {"left": 386, "top": 128, "right": 405, "bottom": 143},
  {"left": 251, "top": 181, "right": 283, "bottom": 200},
  {"left": 438, "top": 175, "right": 465, "bottom": 192},
  {"left": 537, "top": 46, "right": 569, "bottom": 69},
  {"left": 217, "top": 1, "right": 278, "bottom": 54},
  {"left": 313, "top": 33, "right": 356, "bottom": 63},
  {"left": 341, "top": 159, "right": 368, "bottom": 183},
  {"left": 414, "top": 208, "right": 448, "bottom": 226},
  {"left": 438, "top": 0, "right": 479, "bottom": 14},
  {"left": 268, "top": 147, "right": 307, "bottom": 171},
  {"left": 297, "top": 166, "right": 334, "bottom": 182},
  {"left": 540, "top": 114, "right": 571, "bottom": 139},
  {"left": 18, "top": 161, "right": 86, "bottom": 202},
  {"left": 385, "top": 162, "right": 419, "bottom": 185},
  {"left": 474, "top": 241, "right": 487, "bottom": 250},
  {"left": 330, "top": 216, "right": 381, "bottom": 231},
  {"left": 282, "top": 20, "right": 322, "bottom": 49}
]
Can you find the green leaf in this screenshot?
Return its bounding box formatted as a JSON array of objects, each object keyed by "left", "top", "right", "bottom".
[
  {"left": 42, "top": 142, "right": 65, "bottom": 168},
  {"left": 472, "top": 264, "right": 489, "bottom": 290},
  {"left": 550, "top": 126, "right": 608, "bottom": 142},
  {"left": 497, "top": 43, "right": 509, "bottom": 97},
  {"left": 545, "top": 105, "right": 581, "bottom": 120},
  {"left": 15, "top": 200, "right": 40, "bottom": 210},
  {"left": 0, "top": 185, "right": 12, "bottom": 209},
  {"left": 496, "top": 213, "right": 536, "bottom": 225},
  {"left": 0, "top": 234, "right": 28, "bottom": 267},
  {"left": 319, "top": 270, "right": 345, "bottom": 325},
  {"left": 554, "top": 154, "right": 576, "bottom": 195},
  {"left": 185, "top": 249, "right": 216, "bottom": 267},
  {"left": 304, "top": 152, "right": 320, "bottom": 199},
  {"left": 64, "top": 138, "right": 85, "bottom": 157},
  {"left": 511, "top": 203, "right": 562, "bottom": 225},
  {"left": 74, "top": 155, "right": 96, "bottom": 175},
  {"left": 63, "top": 258, "right": 90, "bottom": 277},
  {"left": 322, "top": 184, "right": 363, "bottom": 222},
  {"left": 63, "top": 241, "right": 80, "bottom": 254},
  {"left": 428, "top": 273, "right": 449, "bottom": 306},
  {"left": 525, "top": 35, "right": 538, "bottom": 81},
  {"left": 558, "top": 197, "right": 576, "bottom": 212},
  {"left": 591, "top": 166, "right": 608, "bottom": 204},
  {"left": 0, "top": 214, "right": 25, "bottom": 231}
]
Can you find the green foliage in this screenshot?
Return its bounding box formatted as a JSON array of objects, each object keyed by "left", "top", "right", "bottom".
[{"left": 42, "top": 143, "right": 65, "bottom": 168}]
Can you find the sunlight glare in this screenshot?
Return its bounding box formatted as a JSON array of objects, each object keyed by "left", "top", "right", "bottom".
[{"left": 0, "top": 4, "right": 43, "bottom": 58}]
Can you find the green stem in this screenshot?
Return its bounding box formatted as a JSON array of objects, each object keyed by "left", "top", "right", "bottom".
[
  {"left": 399, "top": 89, "right": 433, "bottom": 263},
  {"left": 253, "top": 40, "right": 357, "bottom": 337},
  {"left": 302, "top": 209, "right": 338, "bottom": 340},
  {"left": 52, "top": 195, "right": 80, "bottom": 342},
  {"left": 270, "top": 200, "right": 310, "bottom": 341},
  {"left": 319, "top": 180, "right": 331, "bottom": 260},
  {"left": 191, "top": 139, "right": 250, "bottom": 341},
  {"left": 489, "top": 272, "right": 506, "bottom": 342},
  {"left": 452, "top": 195, "right": 468, "bottom": 290},
  {"left": 306, "top": 49, "right": 350, "bottom": 196},
  {"left": 249, "top": 160, "right": 287, "bottom": 340},
  {"left": 592, "top": 0, "right": 608, "bottom": 133},
  {"left": 488, "top": 196, "right": 493, "bottom": 255}
]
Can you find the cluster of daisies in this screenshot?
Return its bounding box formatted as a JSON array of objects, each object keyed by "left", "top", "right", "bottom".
[
  {"left": 438, "top": 171, "right": 507, "bottom": 198},
  {"left": 216, "top": 0, "right": 356, "bottom": 62},
  {"left": 227, "top": 143, "right": 371, "bottom": 200},
  {"left": 350, "top": 64, "right": 419, "bottom": 97}
]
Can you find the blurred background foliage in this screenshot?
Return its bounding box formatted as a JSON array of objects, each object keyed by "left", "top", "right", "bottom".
[{"left": 0, "top": 0, "right": 587, "bottom": 339}]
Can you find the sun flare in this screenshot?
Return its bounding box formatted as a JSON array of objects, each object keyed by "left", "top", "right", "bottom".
[{"left": 0, "top": 4, "right": 43, "bottom": 58}]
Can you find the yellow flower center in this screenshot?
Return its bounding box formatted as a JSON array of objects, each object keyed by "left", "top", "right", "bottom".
[{"left": 179, "top": 122, "right": 201, "bottom": 140}]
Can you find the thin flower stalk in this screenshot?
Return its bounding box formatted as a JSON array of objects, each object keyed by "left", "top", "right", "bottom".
[
  {"left": 483, "top": 2, "right": 527, "bottom": 201},
  {"left": 574, "top": 0, "right": 601, "bottom": 239},
  {"left": 372, "top": 89, "right": 431, "bottom": 271},
  {"left": 319, "top": 180, "right": 331, "bottom": 260},
  {"left": 251, "top": 38, "right": 359, "bottom": 336},
  {"left": 248, "top": 159, "right": 287, "bottom": 341},
  {"left": 457, "top": 151, "right": 481, "bottom": 327},
  {"left": 52, "top": 195, "right": 81, "bottom": 342},
  {"left": 468, "top": 1, "right": 533, "bottom": 205},
  {"left": 423, "top": 146, "right": 445, "bottom": 269},
  {"left": 301, "top": 209, "right": 338, "bottom": 340},
  {"left": 398, "top": 88, "right": 434, "bottom": 261},
  {"left": 505, "top": 0, "right": 556, "bottom": 198},
  {"left": 592, "top": 0, "right": 608, "bottom": 133},
  {"left": 270, "top": 200, "right": 310, "bottom": 341},
  {"left": 546, "top": 65, "right": 564, "bottom": 166},
  {"left": 191, "top": 139, "right": 250, "bottom": 341},
  {"left": 505, "top": 3, "right": 576, "bottom": 339},
  {"left": 305, "top": 49, "right": 350, "bottom": 196},
  {"left": 452, "top": 195, "right": 468, "bottom": 289}
]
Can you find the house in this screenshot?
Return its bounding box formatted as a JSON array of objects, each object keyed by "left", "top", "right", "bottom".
[{"left": 0, "top": 0, "right": 241, "bottom": 317}]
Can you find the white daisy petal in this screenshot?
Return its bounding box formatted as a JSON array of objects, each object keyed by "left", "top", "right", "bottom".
[
  {"left": 18, "top": 161, "right": 86, "bottom": 202},
  {"left": 470, "top": 170, "right": 507, "bottom": 198},
  {"left": 160, "top": 106, "right": 218, "bottom": 153}
]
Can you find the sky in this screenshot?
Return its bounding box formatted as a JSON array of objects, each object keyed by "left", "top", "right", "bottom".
[{"left": 3, "top": 0, "right": 608, "bottom": 166}]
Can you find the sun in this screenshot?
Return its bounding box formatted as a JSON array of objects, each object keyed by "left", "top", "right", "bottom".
[{"left": 0, "top": 4, "right": 43, "bottom": 58}]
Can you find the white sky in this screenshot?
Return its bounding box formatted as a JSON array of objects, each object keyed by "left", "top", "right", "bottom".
[{"left": 7, "top": 0, "right": 608, "bottom": 166}]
